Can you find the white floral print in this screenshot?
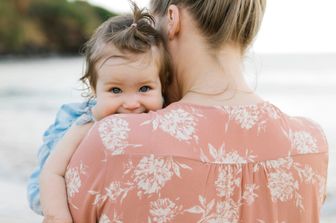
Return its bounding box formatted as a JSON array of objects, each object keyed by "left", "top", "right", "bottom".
[
  {"left": 261, "top": 155, "right": 293, "bottom": 171},
  {"left": 215, "top": 166, "right": 241, "bottom": 198},
  {"left": 65, "top": 162, "right": 87, "bottom": 198},
  {"left": 65, "top": 168, "right": 81, "bottom": 198},
  {"left": 133, "top": 155, "right": 174, "bottom": 195},
  {"left": 185, "top": 196, "right": 214, "bottom": 217},
  {"left": 89, "top": 181, "right": 134, "bottom": 206},
  {"left": 105, "top": 182, "right": 129, "bottom": 203},
  {"left": 186, "top": 196, "right": 241, "bottom": 223},
  {"left": 295, "top": 164, "right": 327, "bottom": 206},
  {"left": 289, "top": 130, "right": 318, "bottom": 154},
  {"left": 216, "top": 102, "right": 280, "bottom": 134},
  {"left": 67, "top": 103, "right": 327, "bottom": 222},
  {"left": 268, "top": 171, "right": 299, "bottom": 202},
  {"left": 234, "top": 108, "right": 259, "bottom": 130},
  {"left": 260, "top": 102, "right": 280, "bottom": 120},
  {"left": 99, "top": 117, "right": 141, "bottom": 155},
  {"left": 253, "top": 154, "right": 326, "bottom": 211},
  {"left": 220, "top": 105, "right": 260, "bottom": 130},
  {"left": 132, "top": 155, "right": 192, "bottom": 196},
  {"left": 99, "top": 212, "right": 123, "bottom": 223},
  {"left": 99, "top": 214, "right": 111, "bottom": 223},
  {"left": 89, "top": 155, "right": 193, "bottom": 207},
  {"left": 149, "top": 198, "right": 183, "bottom": 223},
  {"left": 317, "top": 176, "right": 327, "bottom": 205},
  {"left": 243, "top": 184, "right": 259, "bottom": 205},
  {"left": 213, "top": 199, "right": 240, "bottom": 223},
  {"left": 298, "top": 165, "right": 315, "bottom": 183},
  {"left": 200, "top": 143, "right": 256, "bottom": 164},
  {"left": 159, "top": 109, "right": 196, "bottom": 141},
  {"left": 142, "top": 108, "right": 203, "bottom": 142}
]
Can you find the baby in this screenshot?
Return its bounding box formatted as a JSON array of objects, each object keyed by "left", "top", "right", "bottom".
[{"left": 39, "top": 4, "right": 171, "bottom": 222}]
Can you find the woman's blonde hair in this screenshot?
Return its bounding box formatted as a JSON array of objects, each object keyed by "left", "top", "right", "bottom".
[
  {"left": 150, "top": 0, "right": 266, "bottom": 52},
  {"left": 81, "top": 3, "right": 171, "bottom": 97}
]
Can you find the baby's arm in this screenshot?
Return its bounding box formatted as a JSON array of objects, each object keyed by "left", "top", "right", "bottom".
[{"left": 40, "top": 122, "right": 93, "bottom": 222}]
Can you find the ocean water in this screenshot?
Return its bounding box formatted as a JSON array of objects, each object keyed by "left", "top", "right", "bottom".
[{"left": 0, "top": 55, "right": 335, "bottom": 222}]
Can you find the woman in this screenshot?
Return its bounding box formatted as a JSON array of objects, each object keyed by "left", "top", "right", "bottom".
[{"left": 31, "top": 0, "right": 329, "bottom": 222}]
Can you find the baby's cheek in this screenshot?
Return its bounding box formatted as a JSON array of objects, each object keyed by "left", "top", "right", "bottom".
[
  {"left": 104, "top": 101, "right": 121, "bottom": 115},
  {"left": 96, "top": 96, "right": 120, "bottom": 117},
  {"left": 150, "top": 95, "right": 165, "bottom": 111}
]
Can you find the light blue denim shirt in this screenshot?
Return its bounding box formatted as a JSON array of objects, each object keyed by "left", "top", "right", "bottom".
[{"left": 27, "top": 100, "right": 95, "bottom": 215}]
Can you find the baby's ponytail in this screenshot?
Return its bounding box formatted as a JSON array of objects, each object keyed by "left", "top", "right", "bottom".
[{"left": 111, "top": 2, "right": 161, "bottom": 54}]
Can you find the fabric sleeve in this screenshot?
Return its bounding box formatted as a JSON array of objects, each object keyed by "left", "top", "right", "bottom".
[
  {"left": 66, "top": 123, "right": 108, "bottom": 222},
  {"left": 26, "top": 101, "right": 95, "bottom": 215}
]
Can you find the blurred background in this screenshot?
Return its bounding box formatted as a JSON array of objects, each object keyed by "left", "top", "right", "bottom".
[{"left": 0, "top": 0, "right": 335, "bottom": 222}]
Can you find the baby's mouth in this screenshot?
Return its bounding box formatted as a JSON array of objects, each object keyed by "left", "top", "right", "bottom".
[{"left": 117, "top": 108, "right": 147, "bottom": 114}]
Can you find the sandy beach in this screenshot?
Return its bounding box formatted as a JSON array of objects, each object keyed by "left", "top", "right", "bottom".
[{"left": 0, "top": 55, "right": 335, "bottom": 222}]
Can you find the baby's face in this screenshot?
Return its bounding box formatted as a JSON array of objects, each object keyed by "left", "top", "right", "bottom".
[{"left": 94, "top": 45, "right": 163, "bottom": 116}]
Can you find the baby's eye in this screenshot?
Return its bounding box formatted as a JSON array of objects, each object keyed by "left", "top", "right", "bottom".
[
  {"left": 110, "top": 87, "right": 122, "bottom": 94},
  {"left": 139, "top": 86, "right": 151, "bottom": 93}
]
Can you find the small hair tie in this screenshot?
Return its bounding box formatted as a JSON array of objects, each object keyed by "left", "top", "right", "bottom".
[{"left": 131, "top": 23, "right": 137, "bottom": 28}]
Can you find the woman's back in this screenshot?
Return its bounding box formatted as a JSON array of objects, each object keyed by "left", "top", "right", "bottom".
[{"left": 67, "top": 101, "right": 328, "bottom": 222}]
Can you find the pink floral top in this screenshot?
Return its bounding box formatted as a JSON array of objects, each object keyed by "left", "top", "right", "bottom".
[{"left": 66, "top": 101, "right": 328, "bottom": 223}]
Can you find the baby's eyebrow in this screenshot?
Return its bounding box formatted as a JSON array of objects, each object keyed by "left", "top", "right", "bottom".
[
  {"left": 103, "top": 80, "right": 122, "bottom": 85},
  {"left": 138, "top": 79, "right": 157, "bottom": 85}
]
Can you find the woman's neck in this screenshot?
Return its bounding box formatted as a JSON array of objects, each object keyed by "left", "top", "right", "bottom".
[{"left": 174, "top": 44, "right": 263, "bottom": 106}]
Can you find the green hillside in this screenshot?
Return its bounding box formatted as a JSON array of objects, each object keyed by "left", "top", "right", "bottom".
[{"left": 0, "top": 0, "right": 117, "bottom": 56}]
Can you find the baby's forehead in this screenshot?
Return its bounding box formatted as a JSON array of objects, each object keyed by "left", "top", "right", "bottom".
[
  {"left": 97, "top": 44, "right": 161, "bottom": 70},
  {"left": 96, "top": 47, "right": 161, "bottom": 83},
  {"left": 98, "top": 62, "right": 161, "bottom": 85}
]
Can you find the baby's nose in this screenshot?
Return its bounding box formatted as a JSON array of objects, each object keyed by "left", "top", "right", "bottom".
[{"left": 123, "top": 97, "right": 140, "bottom": 111}]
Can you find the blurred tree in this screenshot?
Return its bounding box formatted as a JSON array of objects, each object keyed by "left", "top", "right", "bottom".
[
  {"left": 0, "top": 0, "right": 116, "bottom": 56},
  {"left": 0, "top": 1, "right": 25, "bottom": 54},
  {"left": 14, "top": 0, "right": 32, "bottom": 15}
]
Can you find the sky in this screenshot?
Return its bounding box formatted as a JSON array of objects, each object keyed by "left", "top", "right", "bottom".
[{"left": 88, "top": 0, "right": 336, "bottom": 53}]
